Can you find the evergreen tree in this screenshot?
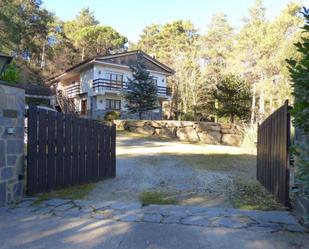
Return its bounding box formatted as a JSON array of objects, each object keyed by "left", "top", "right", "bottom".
[
  {"left": 287, "top": 7, "right": 309, "bottom": 199},
  {"left": 124, "top": 59, "right": 158, "bottom": 119},
  {"left": 213, "top": 75, "right": 251, "bottom": 123}
]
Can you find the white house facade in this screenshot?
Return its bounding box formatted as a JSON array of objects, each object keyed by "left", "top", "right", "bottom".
[{"left": 47, "top": 50, "right": 174, "bottom": 120}]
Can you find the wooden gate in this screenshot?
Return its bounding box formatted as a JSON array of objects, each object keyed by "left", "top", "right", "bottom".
[
  {"left": 257, "top": 100, "right": 290, "bottom": 206},
  {"left": 27, "top": 105, "right": 116, "bottom": 195}
]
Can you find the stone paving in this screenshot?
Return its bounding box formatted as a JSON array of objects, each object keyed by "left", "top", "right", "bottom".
[{"left": 1, "top": 198, "right": 308, "bottom": 233}]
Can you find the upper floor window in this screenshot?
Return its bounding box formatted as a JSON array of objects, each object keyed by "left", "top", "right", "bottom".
[
  {"left": 105, "top": 72, "right": 123, "bottom": 83},
  {"left": 152, "top": 77, "right": 158, "bottom": 86}
]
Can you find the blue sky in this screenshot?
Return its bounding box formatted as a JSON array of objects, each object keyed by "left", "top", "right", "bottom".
[{"left": 43, "top": 0, "right": 306, "bottom": 42}]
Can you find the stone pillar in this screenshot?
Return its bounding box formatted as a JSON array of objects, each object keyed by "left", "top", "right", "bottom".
[{"left": 0, "top": 82, "right": 25, "bottom": 206}]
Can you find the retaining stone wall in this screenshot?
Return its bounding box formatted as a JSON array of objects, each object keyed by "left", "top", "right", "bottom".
[
  {"left": 0, "top": 83, "right": 25, "bottom": 207},
  {"left": 114, "top": 120, "right": 243, "bottom": 146}
]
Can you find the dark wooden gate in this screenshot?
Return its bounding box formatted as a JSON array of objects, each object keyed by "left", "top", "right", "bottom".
[
  {"left": 257, "top": 100, "right": 290, "bottom": 206},
  {"left": 27, "top": 105, "right": 116, "bottom": 195}
]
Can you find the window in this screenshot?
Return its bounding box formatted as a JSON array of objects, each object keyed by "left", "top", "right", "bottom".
[
  {"left": 152, "top": 77, "right": 158, "bottom": 86},
  {"left": 106, "top": 99, "right": 121, "bottom": 110},
  {"left": 104, "top": 72, "right": 123, "bottom": 89}
]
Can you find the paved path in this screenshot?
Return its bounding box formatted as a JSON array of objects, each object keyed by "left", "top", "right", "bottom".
[{"left": 0, "top": 198, "right": 308, "bottom": 249}]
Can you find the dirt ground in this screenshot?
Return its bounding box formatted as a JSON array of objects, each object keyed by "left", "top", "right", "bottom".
[{"left": 86, "top": 131, "right": 257, "bottom": 207}]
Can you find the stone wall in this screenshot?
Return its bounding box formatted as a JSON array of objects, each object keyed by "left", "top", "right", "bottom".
[
  {"left": 115, "top": 120, "right": 243, "bottom": 146},
  {"left": 0, "top": 82, "right": 25, "bottom": 207}
]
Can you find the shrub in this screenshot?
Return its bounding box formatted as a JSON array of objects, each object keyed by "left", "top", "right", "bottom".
[
  {"left": 241, "top": 124, "right": 257, "bottom": 148},
  {"left": 104, "top": 111, "right": 120, "bottom": 121}
]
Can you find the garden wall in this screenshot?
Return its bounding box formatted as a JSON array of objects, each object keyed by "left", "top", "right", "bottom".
[
  {"left": 114, "top": 120, "right": 243, "bottom": 146},
  {"left": 0, "top": 82, "right": 25, "bottom": 207}
]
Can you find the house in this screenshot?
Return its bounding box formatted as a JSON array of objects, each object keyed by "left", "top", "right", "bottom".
[{"left": 46, "top": 50, "right": 174, "bottom": 120}]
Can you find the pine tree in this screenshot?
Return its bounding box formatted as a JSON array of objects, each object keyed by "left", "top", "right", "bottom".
[
  {"left": 213, "top": 74, "right": 251, "bottom": 123},
  {"left": 124, "top": 59, "right": 158, "bottom": 119}
]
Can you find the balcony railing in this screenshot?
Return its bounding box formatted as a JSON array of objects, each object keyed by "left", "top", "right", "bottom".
[
  {"left": 93, "top": 78, "right": 172, "bottom": 96},
  {"left": 64, "top": 83, "right": 80, "bottom": 98}
]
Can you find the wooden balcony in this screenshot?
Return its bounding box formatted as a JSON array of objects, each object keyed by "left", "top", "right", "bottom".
[
  {"left": 64, "top": 83, "right": 80, "bottom": 98},
  {"left": 93, "top": 78, "right": 172, "bottom": 96}
]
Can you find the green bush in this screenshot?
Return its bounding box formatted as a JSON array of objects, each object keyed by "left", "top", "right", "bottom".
[
  {"left": 241, "top": 124, "right": 257, "bottom": 148},
  {"left": 104, "top": 111, "right": 120, "bottom": 121}
]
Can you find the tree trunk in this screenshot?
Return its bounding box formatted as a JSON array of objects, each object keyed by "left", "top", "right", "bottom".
[
  {"left": 139, "top": 112, "right": 142, "bottom": 120},
  {"left": 259, "top": 86, "right": 265, "bottom": 124},
  {"left": 231, "top": 114, "right": 234, "bottom": 124},
  {"left": 40, "top": 41, "right": 46, "bottom": 69},
  {"left": 250, "top": 83, "right": 256, "bottom": 124}
]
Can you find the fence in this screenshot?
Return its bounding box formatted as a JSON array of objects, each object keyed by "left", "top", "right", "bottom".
[
  {"left": 257, "top": 100, "right": 290, "bottom": 206},
  {"left": 27, "top": 105, "right": 116, "bottom": 195}
]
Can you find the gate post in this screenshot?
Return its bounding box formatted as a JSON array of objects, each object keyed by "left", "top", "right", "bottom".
[{"left": 0, "top": 82, "right": 25, "bottom": 206}]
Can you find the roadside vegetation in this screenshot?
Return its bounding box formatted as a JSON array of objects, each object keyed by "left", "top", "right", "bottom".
[
  {"left": 33, "top": 183, "right": 97, "bottom": 204},
  {"left": 139, "top": 191, "right": 177, "bottom": 206},
  {"left": 231, "top": 179, "right": 285, "bottom": 211}
]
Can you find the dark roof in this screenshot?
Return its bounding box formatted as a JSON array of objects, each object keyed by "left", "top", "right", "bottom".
[
  {"left": 46, "top": 50, "right": 174, "bottom": 83},
  {"left": 0, "top": 81, "right": 52, "bottom": 96}
]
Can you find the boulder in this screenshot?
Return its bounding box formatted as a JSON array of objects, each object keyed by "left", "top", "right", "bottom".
[
  {"left": 129, "top": 125, "right": 155, "bottom": 135},
  {"left": 221, "top": 128, "right": 237, "bottom": 134},
  {"left": 125, "top": 120, "right": 145, "bottom": 129},
  {"left": 220, "top": 123, "right": 232, "bottom": 129},
  {"left": 148, "top": 121, "right": 164, "bottom": 128},
  {"left": 221, "top": 134, "right": 242, "bottom": 147},
  {"left": 113, "top": 120, "right": 125, "bottom": 130},
  {"left": 196, "top": 122, "right": 221, "bottom": 132},
  {"left": 176, "top": 127, "right": 199, "bottom": 142},
  {"left": 198, "top": 131, "right": 221, "bottom": 144},
  {"left": 180, "top": 121, "right": 195, "bottom": 127},
  {"left": 165, "top": 120, "right": 182, "bottom": 127},
  {"left": 155, "top": 127, "right": 176, "bottom": 138}
]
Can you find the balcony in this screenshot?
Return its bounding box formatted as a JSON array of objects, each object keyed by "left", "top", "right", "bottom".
[
  {"left": 64, "top": 83, "right": 80, "bottom": 98},
  {"left": 93, "top": 78, "right": 172, "bottom": 96}
]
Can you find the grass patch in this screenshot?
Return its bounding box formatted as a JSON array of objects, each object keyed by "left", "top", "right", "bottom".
[
  {"left": 33, "top": 183, "right": 97, "bottom": 204},
  {"left": 139, "top": 191, "right": 177, "bottom": 206},
  {"left": 231, "top": 179, "right": 285, "bottom": 211}
]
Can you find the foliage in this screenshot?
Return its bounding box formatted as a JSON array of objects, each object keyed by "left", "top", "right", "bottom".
[
  {"left": 33, "top": 183, "right": 97, "bottom": 203},
  {"left": 240, "top": 124, "right": 258, "bottom": 148},
  {"left": 212, "top": 74, "right": 251, "bottom": 123},
  {"left": 124, "top": 59, "right": 158, "bottom": 119},
  {"left": 0, "top": 63, "right": 20, "bottom": 83},
  {"left": 139, "top": 191, "right": 177, "bottom": 206},
  {"left": 287, "top": 7, "right": 309, "bottom": 198},
  {"left": 104, "top": 111, "right": 120, "bottom": 122},
  {"left": 0, "top": 3, "right": 127, "bottom": 83},
  {"left": 231, "top": 179, "right": 285, "bottom": 211}
]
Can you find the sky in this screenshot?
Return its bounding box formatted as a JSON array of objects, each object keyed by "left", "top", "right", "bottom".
[{"left": 43, "top": 0, "right": 306, "bottom": 43}]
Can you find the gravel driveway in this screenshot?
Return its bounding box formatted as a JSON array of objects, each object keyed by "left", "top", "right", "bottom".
[{"left": 86, "top": 132, "right": 257, "bottom": 207}]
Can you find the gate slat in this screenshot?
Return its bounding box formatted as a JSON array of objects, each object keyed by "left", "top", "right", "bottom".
[
  {"left": 64, "top": 114, "right": 72, "bottom": 186},
  {"left": 111, "top": 124, "right": 116, "bottom": 177},
  {"left": 86, "top": 119, "right": 93, "bottom": 181},
  {"left": 72, "top": 116, "right": 79, "bottom": 185},
  {"left": 27, "top": 105, "right": 38, "bottom": 194},
  {"left": 56, "top": 112, "right": 64, "bottom": 188},
  {"left": 47, "top": 111, "right": 56, "bottom": 191},
  {"left": 92, "top": 123, "right": 99, "bottom": 180},
  {"left": 38, "top": 109, "right": 48, "bottom": 191},
  {"left": 79, "top": 118, "right": 86, "bottom": 183}
]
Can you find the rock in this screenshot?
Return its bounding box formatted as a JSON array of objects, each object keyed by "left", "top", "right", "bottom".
[
  {"left": 198, "top": 131, "right": 221, "bottom": 144},
  {"left": 129, "top": 126, "right": 155, "bottom": 135},
  {"left": 44, "top": 199, "right": 70, "bottom": 207},
  {"left": 180, "top": 121, "right": 195, "bottom": 127},
  {"left": 220, "top": 123, "right": 232, "bottom": 129},
  {"left": 221, "top": 134, "right": 242, "bottom": 147},
  {"left": 181, "top": 216, "right": 209, "bottom": 226},
  {"left": 124, "top": 120, "right": 145, "bottom": 129},
  {"left": 163, "top": 121, "right": 181, "bottom": 128},
  {"left": 155, "top": 127, "right": 176, "bottom": 138},
  {"left": 143, "top": 214, "right": 162, "bottom": 223},
  {"left": 113, "top": 120, "right": 125, "bottom": 130},
  {"left": 147, "top": 121, "right": 163, "bottom": 128},
  {"left": 176, "top": 127, "right": 199, "bottom": 142},
  {"left": 196, "top": 122, "right": 221, "bottom": 132}
]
